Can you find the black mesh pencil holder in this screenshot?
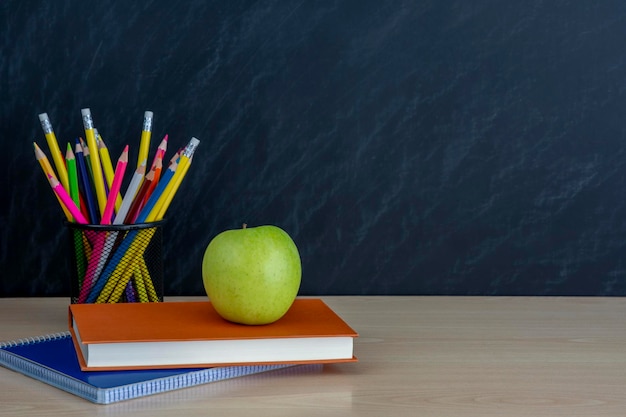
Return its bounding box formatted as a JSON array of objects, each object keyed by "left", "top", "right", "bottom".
[{"left": 65, "top": 221, "right": 165, "bottom": 304}]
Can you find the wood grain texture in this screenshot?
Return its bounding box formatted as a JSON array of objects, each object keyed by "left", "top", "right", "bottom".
[{"left": 1, "top": 296, "right": 626, "bottom": 416}]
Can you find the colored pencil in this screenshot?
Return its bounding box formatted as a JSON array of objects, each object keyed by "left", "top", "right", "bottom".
[
  {"left": 98, "top": 134, "right": 122, "bottom": 211},
  {"left": 38, "top": 113, "right": 69, "bottom": 191},
  {"left": 169, "top": 148, "right": 182, "bottom": 167},
  {"left": 134, "top": 160, "right": 177, "bottom": 224},
  {"left": 77, "top": 230, "right": 108, "bottom": 303},
  {"left": 75, "top": 141, "right": 99, "bottom": 223},
  {"left": 65, "top": 142, "right": 87, "bottom": 281},
  {"left": 65, "top": 143, "right": 81, "bottom": 226},
  {"left": 137, "top": 111, "right": 153, "bottom": 169},
  {"left": 142, "top": 156, "right": 162, "bottom": 204},
  {"left": 34, "top": 142, "right": 72, "bottom": 221},
  {"left": 88, "top": 146, "right": 131, "bottom": 301},
  {"left": 114, "top": 160, "right": 146, "bottom": 225},
  {"left": 68, "top": 150, "right": 91, "bottom": 220},
  {"left": 124, "top": 167, "right": 155, "bottom": 224},
  {"left": 105, "top": 157, "right": 144, "bottom": 298},
  {"left": 139, "top": 257, "right": 159, "bottom": 302},
  {"left": 65, "top": 143, "right": 80, "bottom": 208},
  {"left": 144, "top": 135, "right": 168, "bottom": 203},
  {"left": 153, "top": 138, "right": 200, "bottom": 221},
  {"left": 150, "top": 134, "right": 168, "bottom": 171},
  {"left": 100, "top": 258, "right": 136, "bottom": 303},
  {"left": 146, "top": 143, "right": 193, "bottom": 222},
  {"left": 79, "top": 138, "right": 95, "bottom": 186},
  {"left": 33, "top": 142, "right": 58, "bottom": 183},
  {"left": 126, "top": 274, "right": 139, "bottom": 303},
  {"left": 81, "top": 108, "right": 107, "bottom": 217},
  {"left": 101, "top": 145, "right": 129, "bottom": 225},
  {"left": 77, "top": 193, "right": 90, "bottom": 222},
  {"left": 47, "top": 175, "right": 88, "bottom": 224}
]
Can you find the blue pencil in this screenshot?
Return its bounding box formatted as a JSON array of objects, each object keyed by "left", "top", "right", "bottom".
[
  {"left": 134, "top": 162, "right": 177, "bottom": 224},
  {"left": 75, "top": 140, "right": 98, "bottom": 224}
]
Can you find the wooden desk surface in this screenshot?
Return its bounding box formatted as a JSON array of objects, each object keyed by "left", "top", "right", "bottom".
[{"left": 1, "top": 296, "right": 626, "bottom": 416}]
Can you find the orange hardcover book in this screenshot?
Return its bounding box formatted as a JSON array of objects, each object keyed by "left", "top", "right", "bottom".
[{"left": 68, "top": 299, "right": 358, "bottom": 371}]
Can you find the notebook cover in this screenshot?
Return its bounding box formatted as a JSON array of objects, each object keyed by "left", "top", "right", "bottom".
[
  {"left": 69, "top": 298, "right": 358, "bottom": 342},
  {"left": 69, "top": 298, "right": 358, "bottom": 371},
  {"left": 0, "top": 332, "right": 295, "bottom": 404}
]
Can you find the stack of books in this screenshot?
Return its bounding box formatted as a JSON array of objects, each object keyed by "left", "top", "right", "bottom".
[{"left": 0, "top": 299, "right": 358, "bottom": 404}]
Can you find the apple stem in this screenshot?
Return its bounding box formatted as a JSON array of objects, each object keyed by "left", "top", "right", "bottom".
[{"left": 243, "top": 223, "right": 247, "bottom": 229}]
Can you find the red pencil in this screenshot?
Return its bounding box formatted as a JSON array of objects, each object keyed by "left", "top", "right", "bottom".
[
  {"left": 149, "top": 134, "right": 168, "bottom": 171},
  {"left": 124, "top": 168, "right": 155, "bottom": 224},
  {"left": 143, "top": 156, "right": 162, "bottom": 204}
]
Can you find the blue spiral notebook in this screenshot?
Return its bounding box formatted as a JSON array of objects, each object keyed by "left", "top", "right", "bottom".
[{"left": 0, "top": 332, "right": 292, "bottom": 404}]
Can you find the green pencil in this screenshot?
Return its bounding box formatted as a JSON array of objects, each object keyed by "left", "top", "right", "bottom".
[
  {"left": 66, "top": 143, "right": 85, "bottom": 286},
  {"left": 66, "top": 143, "right": 80, "bottom": 207}
]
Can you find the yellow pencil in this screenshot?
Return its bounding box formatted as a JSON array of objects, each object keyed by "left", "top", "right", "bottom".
[
  {"left": 149, "top": 137, "right": 200, "bottom": 221},
  {"left": 81, "top": 108, "right": 107, "bottom": 216},
  {"left": 133, "top": 263, "right": 150, "bottom": 303},
  {"left": 139, "top": 257, "right": 159, "bottom": 302},
  {"left": 34, "top": 142, "right": 72, "bottom": 221},
  {"left": 137, "top": 111, "right": 153, "bottom": 169},
  {"left": 38, "top": 113, "right": 69, "bottom": 191},
  {"left": 97, "top": 133, "right": 122, "bottom": 211},
  {"left": 154, "top": 156, "right": 192, "bottom": 221}
]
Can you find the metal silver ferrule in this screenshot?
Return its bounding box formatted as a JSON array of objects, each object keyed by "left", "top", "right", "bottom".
[
  {"left": 183, "top": 138, "right": 200, "bottom": 158},
  {"left": 143, "top": 113, "right": 153, "bottom": 131},
  {"left": 40, "top": 116, "right": 53, "bottom": 134},
  {"left": 82, "top": 111, "right": 94, "bottom": 130}
]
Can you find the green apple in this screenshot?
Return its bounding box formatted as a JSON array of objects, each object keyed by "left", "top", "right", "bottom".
[{"left": 201, "top": 224, "right": 302, "bottom": 325}]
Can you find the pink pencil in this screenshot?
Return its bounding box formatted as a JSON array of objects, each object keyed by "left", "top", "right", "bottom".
[
  {"left": 47, "top": 175, "right": 88, "bottom": 224},
  {"left": 77, "top": 232, "right": 107, "bottom": 303},
  {"left": 101, "top": 145, "right": 129, "bottom": 225}
]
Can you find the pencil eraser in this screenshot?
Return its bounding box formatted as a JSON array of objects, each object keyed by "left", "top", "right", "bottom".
[
  {"left": 38, "top": 113, "right": 49, "bottom": 121},
  {"left": 144, "top": 111, "right": 153, "bottom": 118},
  {"left": 81, "top": 108, "right": 91, "bottom": 116},
  {"left": 190, "top": 137, "right": 200, "bottom": 146}
]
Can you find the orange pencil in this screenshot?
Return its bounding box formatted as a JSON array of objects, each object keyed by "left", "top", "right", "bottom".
[
  {"left": 150, "top": 134, "right": 168, "bottom": 171},
  {"left": 142, "top": 156, "right": 162, "bottom": 203}
]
